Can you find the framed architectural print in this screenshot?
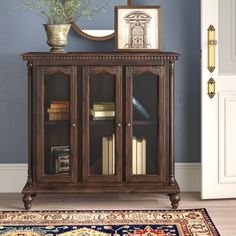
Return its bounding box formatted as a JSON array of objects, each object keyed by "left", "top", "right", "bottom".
[{"left": 115, "top": 6, "right": 161, "bottom": 51}]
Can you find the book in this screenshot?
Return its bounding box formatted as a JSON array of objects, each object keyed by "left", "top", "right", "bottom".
[
  {"left": 108, "top": 136, "right": 113, "bottom": 175},
  {"left": 132, "top": 137, "right": 137, "bottom": 175},
  {"left": 132, "top": 97, "right": 150, "bottom": 119},
  {"left": 93, "top": 102, "right": 115, "bottom": 111},
  {"left": 102, "top": 134, "right": 115, "bottom": 175},
  {"left": 142, "top": 138, "right": 147, "bottom": 175},
  {"left": 102, "top": 137, "right": 109, "bottom": 175},
  {"left": 136, "top": 139, "right": 142, "bottom": 175},
  {"left": 112, "top": 134, "right": 115, "bottom": 175},
  {"left": 90, "top": 110, "right": 115, "bottom": 118},
  {"left": 50, "top": 101, "right": 70, "bottom": 109},
  {"left": 50, "top": 146, "right": 70, "bottom": 174},
  {"left": 47, "top": 108, "right": 70, "bottom": 113}
]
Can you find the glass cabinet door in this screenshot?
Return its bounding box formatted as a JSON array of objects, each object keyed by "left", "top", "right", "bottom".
[
  {"left": 126, "top": 66, "right": 166, "bottom": 182},
  {"left": 36, "top": 66, "right": 77, "bottom": 183},
  {"left": 82, "top": 66, "right": 122, "bottom": 182}
]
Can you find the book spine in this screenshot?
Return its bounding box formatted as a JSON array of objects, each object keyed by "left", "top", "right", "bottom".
[
  {"left": 49, "top": 113, "right": 55, "bottom": 121},
  {"left": 112, "top": 134, "right": 115, "bottom": 175},
  {"left": 47, "top": 108, "right": 70, "bottom": 113},
  {"left": 93, "top": 104, "right": 115, "bottom": 111},
  {"left": 102, "top": 137, "right": 109, "bottom": 175},
  {"left": 132, "top": 137, "right": 137, "bottom": 175},
  {"left": 50, "top": 101, "right": 70, "bottom": 109},
  {"left": 136, "top": 139, "right": 142, "bottom": 175},
  {"left": 142, "top": 138, "right": 146, "bottom": 175},
  {"left": 90, "top": 110, "right": 115, "bottom": 117},
  {"left": 50, "top": 104, "right": 69, "bottom": 109},
  {"left": 108, "top": 136, "right": 113, "bottom": 175}
]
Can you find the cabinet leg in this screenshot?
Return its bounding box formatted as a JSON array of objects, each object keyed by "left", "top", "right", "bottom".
[
  {"left": 169, "top": 193, "right": 181, "bottom": 209},
  {"left": 22, "top": 194, "right": 33, "bottom": 210}
]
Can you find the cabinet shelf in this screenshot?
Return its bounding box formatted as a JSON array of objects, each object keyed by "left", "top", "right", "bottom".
[
  {"left": 44, "top": 120, "right": 69, "bottom": 125},
  {"left": 133, "top": 121, "right": 155, "bottom": 126},
  {"left": 90, "top": 120, "right": 155, "bottom": 126},
  {"left": 90, "top": 119, "right": 115, "bottom": 125}
]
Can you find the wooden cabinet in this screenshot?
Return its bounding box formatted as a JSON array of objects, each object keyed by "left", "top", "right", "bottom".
[{"left": 22, "top": 52, "right": 180, "bottom": 210}]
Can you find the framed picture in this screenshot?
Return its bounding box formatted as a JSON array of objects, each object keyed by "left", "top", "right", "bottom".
[{"left": 115, "top": 6, "right": 161, "bottom": 51}]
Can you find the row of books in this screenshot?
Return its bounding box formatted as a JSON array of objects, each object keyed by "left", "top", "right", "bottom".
[
  {"left": 102, "top": 134, "right": 146, "bottom": 175},
  {"left": 46, "top": 98, "right": 149, "bottom": 121},
  {"left": 47, "top": 101, "right": 70, "bottom": 121},
  {"left": 132, "top": 137, "right": 146, "bottom": 175},
  {"left": 47, "top": 136, "right": 146, "bottom": 176},
  {"left": 90, "top": 98, "right": 150, "bottom": 120},
  {"left": 102, "top": 134, "right": 115, "bottom": 175},
  {"left": 91, "top": 102, "right": 115, "bottom": 120}
]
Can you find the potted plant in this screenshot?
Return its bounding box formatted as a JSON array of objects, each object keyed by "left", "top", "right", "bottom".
[{"left": 19, "top": 0, "right": 109, "bottom": 53}]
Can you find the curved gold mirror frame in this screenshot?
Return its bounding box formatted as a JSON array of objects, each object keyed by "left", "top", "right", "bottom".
[{"left": 71, "top": 0, "right": 133, "bottom": 41}]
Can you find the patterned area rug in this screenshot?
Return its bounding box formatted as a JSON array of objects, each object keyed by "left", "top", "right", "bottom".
[{"left": 0, "top": 209, "right": 220, "bottom": 236}]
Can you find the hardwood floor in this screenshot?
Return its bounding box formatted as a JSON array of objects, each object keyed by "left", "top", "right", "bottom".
[{"left": 0, "top": 192, "right": 235, "bottom": 236}]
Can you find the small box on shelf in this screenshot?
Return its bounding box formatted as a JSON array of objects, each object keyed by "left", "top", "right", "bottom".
[{"left": 50, "top": 146, "right": 70, "bottom": 175}]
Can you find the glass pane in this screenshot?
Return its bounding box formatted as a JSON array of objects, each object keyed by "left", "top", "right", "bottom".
[
  {"left": 219, "top": 0, "right": 236, "bottom": 74},
  {"left": 89, "top": 73, "right": 116, "bottom": 175},
  {"left": 44, "top": 73, "right": 71, "bottom": 176},
  {"left": 132, "top": 73, "right": 158, "bottom": 175}
]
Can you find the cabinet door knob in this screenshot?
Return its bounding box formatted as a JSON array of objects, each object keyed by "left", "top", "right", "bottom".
[
  {"left": 116, "top": 123, "right": 121, "bottom": 127},
  {"left": 72, "top": 123, "right": 76, "bottom": 127},
  {"left": 127, "top": 123, "right": 131, "bottom": 127}
]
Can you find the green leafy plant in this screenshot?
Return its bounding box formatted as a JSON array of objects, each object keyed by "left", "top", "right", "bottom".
[{"left": 18, "top": 0, "right": 110, "bottom": 24}]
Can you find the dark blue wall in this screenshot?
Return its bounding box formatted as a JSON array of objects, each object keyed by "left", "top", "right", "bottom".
[{"left": 0, "top": 0, "right": 200, "bottom": 163}]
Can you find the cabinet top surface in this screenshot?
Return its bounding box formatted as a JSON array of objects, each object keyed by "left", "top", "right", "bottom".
[{"left": 22, "top": 52, "right": 179, "bottom": 61}]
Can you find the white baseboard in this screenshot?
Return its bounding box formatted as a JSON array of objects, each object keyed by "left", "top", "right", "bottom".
[
  {"left": 175, "top": 163, "right": 201, "bottom": 192},
  {"left": 0, "top": 163, "right": 201, "bottom": 193},
  {"left": 0, "top": 164, "right": 28, "bottom": 193}
]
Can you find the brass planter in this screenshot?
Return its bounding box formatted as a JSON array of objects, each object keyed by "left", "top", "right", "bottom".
[{"left": 44, "top": 24, "right": 71, "bottom": 53}]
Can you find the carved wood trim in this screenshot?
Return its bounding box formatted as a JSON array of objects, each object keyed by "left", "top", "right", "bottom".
[
  {"left": 22, "top": 54, "right": 179, "bottom": 62},
  {"left": 27, "top": 61, "right": 33, "bottom": 187},
  {"left": 169, "top": 61, "right": 175, "bottom": 185}
]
